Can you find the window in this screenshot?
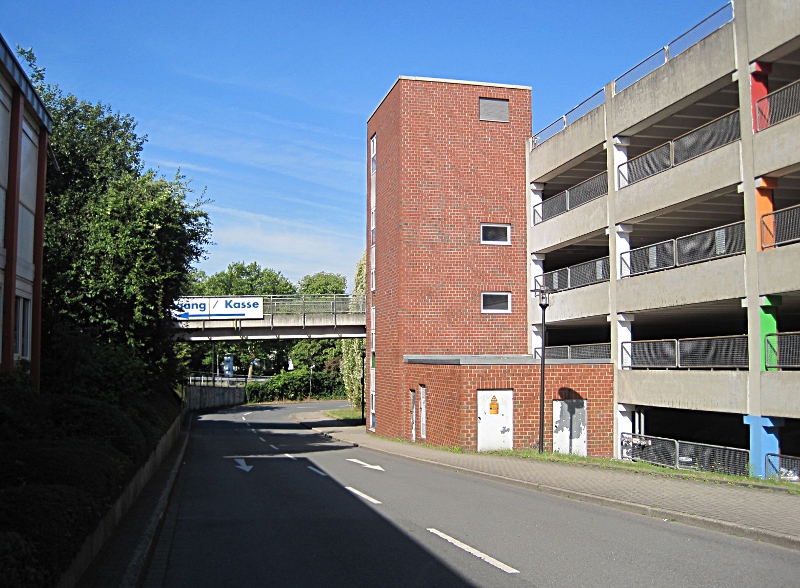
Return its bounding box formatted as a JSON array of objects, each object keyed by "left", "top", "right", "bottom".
[
  {"left": 370, "top": 134, "right": 377, "bottom": 173},
  {"left": 482, "top": 292, "right": 511, "bottom": 313},
  {"left": 481, "top": 223, "right": 511, "bottom": 245},
  {"left": 479, "top": 98, "right": 509, "bottom": 123},
  {"left": 14, "top": 296, "right": 31, "bottom": 359}
]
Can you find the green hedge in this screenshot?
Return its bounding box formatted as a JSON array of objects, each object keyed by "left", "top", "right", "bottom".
[
  {"left": 0, "top": 371, "right": 181, "bottom": 588},
  {"left": 245, "top": 368, "right": 345, "bottom": 403}
]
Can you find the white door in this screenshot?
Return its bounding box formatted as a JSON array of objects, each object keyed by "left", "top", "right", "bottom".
[
  {"left": 419, "top": 385, "right": 427, "bottom": 439},
  {"left": 553, "top": 399, "right": 587, "bottom": 456},
  {"left": 477, "top": 390, "right": 513, "bottom": 451},
  {"left": 410, "top": 389, "right": 416, "bottom": 442}
]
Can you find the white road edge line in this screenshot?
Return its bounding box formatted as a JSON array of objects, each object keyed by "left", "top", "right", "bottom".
[
  {"left": 307, "top": 466, "right": 328, "bottom": 477},
  {"left": 241, "top": 416, "right": 246, "bottom": 420},
  {"left": 243, "top": 412, "right": 252, "bottom": 415},
  {"left": 285, "top": 454, "right": 297, "bottom": 460},
  {"left": 345, "top": 486, "right": 382, "bottom": 504},
  {"left": 269, "top": 444, "right": 279, "bottom": 450},
  {"left": 427, "top": 528, "right": 519, "bottom": 574},
  {"left": 259, "top": 437, "right": 266, "bottom": 442}
]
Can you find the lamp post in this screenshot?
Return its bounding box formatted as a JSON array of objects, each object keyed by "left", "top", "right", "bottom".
[
  {"left": 360, "top": 346, "right": 366, "bottom": 425},
  {"left": 534, "top": 287, "right": 550, "bottom": 454},
  {"left": 309, "top": 363, "right": 314, "bottom": 399}
]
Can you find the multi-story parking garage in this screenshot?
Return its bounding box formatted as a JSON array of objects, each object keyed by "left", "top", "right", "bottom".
[{"left": 367, "top": 0, "right": 800, "bottom": 478}]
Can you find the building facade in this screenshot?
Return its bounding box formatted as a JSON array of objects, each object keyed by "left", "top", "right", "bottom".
[
  {"left": 367, "top": 0, "right": 800, "bottom": 475},
  {"left": 0, "top": 34, "right": 52, "bottom": 386}
]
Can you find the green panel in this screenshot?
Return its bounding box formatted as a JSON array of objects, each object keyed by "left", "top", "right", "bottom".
[{"left": 760, "top": 300, "right": 779, "bottom": 372}]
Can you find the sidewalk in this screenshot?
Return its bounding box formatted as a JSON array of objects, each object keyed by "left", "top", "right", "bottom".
[{"left": 292, "top": 411, "right": 800, "bottom": 551}]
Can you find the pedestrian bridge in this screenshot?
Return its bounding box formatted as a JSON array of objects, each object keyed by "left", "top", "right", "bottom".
[{"left": 174, "top": 294, "right": 366, "bottom": 341}]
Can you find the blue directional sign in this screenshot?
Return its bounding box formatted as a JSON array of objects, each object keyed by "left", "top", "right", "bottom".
[{"left": 173, "top": 297, "right": 264, "bottom": 320}]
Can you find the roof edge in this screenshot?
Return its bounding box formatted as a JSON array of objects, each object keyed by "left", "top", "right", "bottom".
[
  {"left": 0, "top": 33, "right": 53, "bottom": 133},
  {"left": 367, "top": 75, "right": 531, "bottom": 123}
]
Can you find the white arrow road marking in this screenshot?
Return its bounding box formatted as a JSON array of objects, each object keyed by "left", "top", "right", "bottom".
[
  {"left": 346, "top": 486, "right": 382, "bottom": 504},
  {"left": 307, "top": 466, "right": 327, "bottom": 476},
  {"left": 427, "top": 529, "right": 519, "bottom": 574},
  {"left": 233, "top": 459, "right": 253, "bottom": 472},
  {"left": 285, "top": 454, "right": 297, "bottom": 460},
  {"left": 270, "top": 444, "right": 279, "bottom": 450},
  {"left": 347, "top": 458, "right": 385, "bottom": 471}
]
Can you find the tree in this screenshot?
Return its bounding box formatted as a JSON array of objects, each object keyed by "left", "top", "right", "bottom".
[
  {"left": 341, "top": 252, "right": 367, "bottom": 408},
  {"left": 297, "top": 272, "right": 346, "bottom": 294},
  {"left": 18, "top": 48, "right": 211, "bottom": 389}
]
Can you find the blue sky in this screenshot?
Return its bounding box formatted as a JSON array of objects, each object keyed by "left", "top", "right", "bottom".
[{"left": 5, "top": 0, "right": 723, "bottom": 288}]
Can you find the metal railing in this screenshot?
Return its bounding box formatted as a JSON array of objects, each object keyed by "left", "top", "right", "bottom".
[
  {"left": 765, "top": 453, "right": 800, "bottom": 482},
  {"left": 622, "top": 433, "right": 749, "bottom": 476},
  {"left": 762, "top": 203, "right": 800, "bottom": 249},
  {"left": 614, "top": 3, "right": 733, "bottom": 93},
  {"left": 264, "top": 294, "right": 366, "bottom": 315},
  {"left": 765, "top": 332, "right": 800, "bottom": 369},
  {"left": 622, "top": 335, "right": 748, "bottom": 369},
  {"left": 532, "top": 171, "right": 608, "bottom": 224},
  {"left": 621, "top": 221, "right": 745, "bottom": 277},
  {"left": 534, "top": 343, "right": 611, "bottom": 361},
  {"left": 756, "top": 78, "right": 800, "bottom": 132},
  {"left": 187, "top": 371, "right": 273, "bottom": 387},
  {"left": 532, "top": 89, "right": 606, "bottom": 147},
  {"left": 535, "top": 256, "right": 610, "bottom": 292},
  {"left": 618, "top": 111, "right": 740, "bottom": 187}
]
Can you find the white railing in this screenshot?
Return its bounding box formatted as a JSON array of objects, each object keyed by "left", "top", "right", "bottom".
[
  {"left": 534, "top": 343, "right": 611, "bottom": 361},
  {"left": 614, "top": 3, "right": 734, "bottom": 93},
  {"left": 622, "top": 335, "right": 748, "bottom": 369},
  {"left": 532, "top": 171, "right": 608, "bottom": 224},
  {"left": 756, "top": 78, "right": 800, "bottom": 132},
  {"left": 535, "top": 256, "right": 610, "bottom": 292}
]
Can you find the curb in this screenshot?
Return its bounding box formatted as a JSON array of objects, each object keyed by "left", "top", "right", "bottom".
[{"left": 292, "top": 415, "right": 800, "bottom": 552}]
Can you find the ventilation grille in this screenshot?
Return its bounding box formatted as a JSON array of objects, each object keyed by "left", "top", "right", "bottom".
[{"left": 479, "top": 98, "right": 509, "bottom": 122}]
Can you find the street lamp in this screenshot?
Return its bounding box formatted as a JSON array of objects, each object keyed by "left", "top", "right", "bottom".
[
  {"left": 360, "top": 346, "right": 366, "bottom": 425},
  {"left": 533, "top": 287, "right": 550, "bottom": 454}
]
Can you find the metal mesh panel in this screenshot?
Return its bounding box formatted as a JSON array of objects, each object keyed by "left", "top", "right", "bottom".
[
  {"left": 763, "top": 204, "right": 800, "bottom": 248},
  {"left": 479, "top": 98, "right": 509, "bottom": 122},
  {"left": 678, "top": 336, "right": 748, "bottom": 368},
  {"left": 565, "top": 89, "right": 606, "bottom": 125},
  {"left": 765, "top": 333, "right": 800, "bottom": 368},
  {"left": 675, "top": 222, "right": 745, "bottom": 265},
  {"left": 624, "top": 340, "right": 677, "bottom": 368},
  {"left": 673, "top": 111, "right": 740, "bottom": 165},
  {"left": 541, "top": 191, "right": 568, "bottom": 222},
  {"left": 766, "top": 453, "right": 800, "bottom": 483},
  {"left": 667, "top": 3, "right": 733, "bottom": 58},
  {"left": 541, "top": 268, "right": 569, "bottom": 292},
  {"left": 570, "top": 343, "right": 611, "bottom": 360},
  {"left": 265, "top": 295, "right": 365, "bottom": 315},
  {"left": 677, "top": 441, "right": 749, "bottom": 476},
  {"left": 569, "top": 257, "right": 610, "bottom": 288},
  {"left": 626, "top": 240, "right": 675, "bottom": 276},
  {"left": 567, "top": 172, "right": 608, "bottom": 209},
  {"left": 534, "top": 346, "right": 570, "bottom": 360},
  {"left": 533, "top": 117, "right": 566, "bottom": 146},
  {"left": 615, "top": 48, "right": 666, "bottom": 93},
  {"left": 621, "top": 433, "right": 678, "bottom": 468},
  {"left": 757, "top": 79, "right": 800, "bottom": 131},
  {"left": 626, "top": 143, "right": 671, "bottom": 184}
]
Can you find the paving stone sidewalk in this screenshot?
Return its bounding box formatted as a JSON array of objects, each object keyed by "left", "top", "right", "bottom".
[{"left": 292, "top": 411, "right": 800, "bottom": 550}]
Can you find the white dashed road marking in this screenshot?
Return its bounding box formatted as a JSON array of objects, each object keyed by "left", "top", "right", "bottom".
[
  {"left": 427, "top": 528, "right": 519, "bottom": 574},
  {"left": 307, "top": 466, "right": 328, "bottom": 477},
  {"left": 345, "top": 487, "right": 382, "bottom": 504}
]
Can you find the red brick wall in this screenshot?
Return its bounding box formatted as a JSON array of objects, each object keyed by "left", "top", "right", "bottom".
[
  {"left": 399, "top": 363, "right": 615, "bottom": 457},
  {"left": 365, "top": 78, "right": 531, "bottom": 441}
]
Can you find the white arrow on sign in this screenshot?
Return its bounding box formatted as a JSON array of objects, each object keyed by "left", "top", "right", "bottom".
[
  {"left": 234, "top": 458, "right": 253, "bottom": 472},
  {"left": 347, "top": 458, "right": 384, "bottom": 471}
]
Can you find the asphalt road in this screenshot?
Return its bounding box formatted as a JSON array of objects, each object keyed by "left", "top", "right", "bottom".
[{"left": 143, "top": 402, "right": 800, "bottom": 587}]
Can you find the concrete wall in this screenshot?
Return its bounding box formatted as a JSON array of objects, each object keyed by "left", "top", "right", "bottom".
[
  {"left": 746, "top": 0, "right": 800, "bottom": 61},
  {"left": 186, "top": 385, "right": 246, "bottom": 410},
  {"left": 617, "top": 369, "right": 748, "bottom": 413},
  {"left": 529, "top": 107, "right": 605, "bottom": 182},
  {"left": 758, "top": 243, "right": 800, "bottom": 295},
  {"left": 531, "top": 281, "right": 610, "bottom": 324},
  {"left": 617, "top": 255, "right": 746, "bottom": 312},
  {"left": 530, "top": 196, "right": 607, "bottom": 252},
  {"left": 760, "top": 371, "right": 800, "bottom": 418},
  {"left": 752, "top": 112, "right": 800, "bottom": 177},
  {"left": 616, "top": 141, "right": 741, "bottom": 223},
  {"left": 611, "top": 23, "right": 736, "bottom": 135}
]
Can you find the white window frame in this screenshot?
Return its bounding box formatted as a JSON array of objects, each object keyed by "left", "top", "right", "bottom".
[
  {"left": 14, "top": 295, "right": 31, "bottom": 359},
  {"left": 480, "top": 223, "right": 511, "bottom": 245},
  {"left": 481, "top": 292, "right": 511, "bottom": 314}
]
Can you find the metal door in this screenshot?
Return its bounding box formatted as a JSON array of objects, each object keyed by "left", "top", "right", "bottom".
[
  {"left": 477, "top": 390, "right": 513, "bottom": 451},
  {"left": 419, "top": 385, "right": 427, "bottom": 439},
  {"left": 410, "top": 389, "right": 416, "bottom": 442},
  {"left": 552, "top": 399, "right": 587, "bottom": 456}
]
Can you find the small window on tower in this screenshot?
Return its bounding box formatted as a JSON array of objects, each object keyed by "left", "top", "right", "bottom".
[
  {"left": 479, "top": 98, "right": 509, "bottom": 123},
  {"left": 481, "top": 224, "right": 511, "bottom": 245},
  {"left": 481, "top": 292, "right": 511, "bottom": 313}
]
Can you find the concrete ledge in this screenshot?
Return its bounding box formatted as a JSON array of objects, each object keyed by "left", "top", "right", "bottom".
[
  {"left": 761, "top": 371, "right": 800, "bottom": 418},
  {"left": 186, "top": 385, "right": 246, "bottom": 410},
  {"left": 529, "top": 106, "right": 605, "bottom": 182},
  {"left": 56, "top": 412, "right": 184, "bottom": 588},
  {"left": 531, "top": 281, "right": 609, "bottom": 323},
  {"left": 746, "top": 0, "right": 800, "bottom": 62},
  {"left": 403, "top": 354, "right": 612, "bottom": 365},
  {"left": 753, "top": 113, "right": 800, "bottom": 178},
  {"left": 531, "top": 195, "right": 607, "bottom": 253},
  {"left": 758, "top": 242, "right": 800, "bottom": 295},
  {"left": 617, "top": 369, "right": 748, "bottom": 413}
]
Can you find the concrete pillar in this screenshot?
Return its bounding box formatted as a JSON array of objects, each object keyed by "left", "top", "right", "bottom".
[
  {"left": 531, "top": 324, "right": 544, "bottom": 355},
  {"left": 755, "top": 177, "right": 777, "bottom": 250},
  {"left": 531, "top": 182, "right": 544, "bottom": 225},
  {"left": 617, "top": 403, "right": 634, "bottom": 437},
  {"left": 744, "top": 415, "right": 784, "bottom": 478},
  {"left": 531, "top": 253, "right": 545, "bottom": 289},
  {"left": 612, "top": 137, "right": 630, "bottom": 190},
  {"left": 616, "top": 314, "right": 634, "bottom": 369},
  {"left": 750, "top": 61, "right": 771, "bottom": 133},
  {"left": 613, "top": 224, "right": 633, "bottom": 279}
]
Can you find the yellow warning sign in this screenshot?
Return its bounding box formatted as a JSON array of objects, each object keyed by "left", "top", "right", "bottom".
[{"left": 489, "top": 395, "right": 499, "bottom": 414}]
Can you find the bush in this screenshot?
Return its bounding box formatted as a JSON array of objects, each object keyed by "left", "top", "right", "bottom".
[{"left": 245, "top": 369, "right": 345, "bottom": 403}]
